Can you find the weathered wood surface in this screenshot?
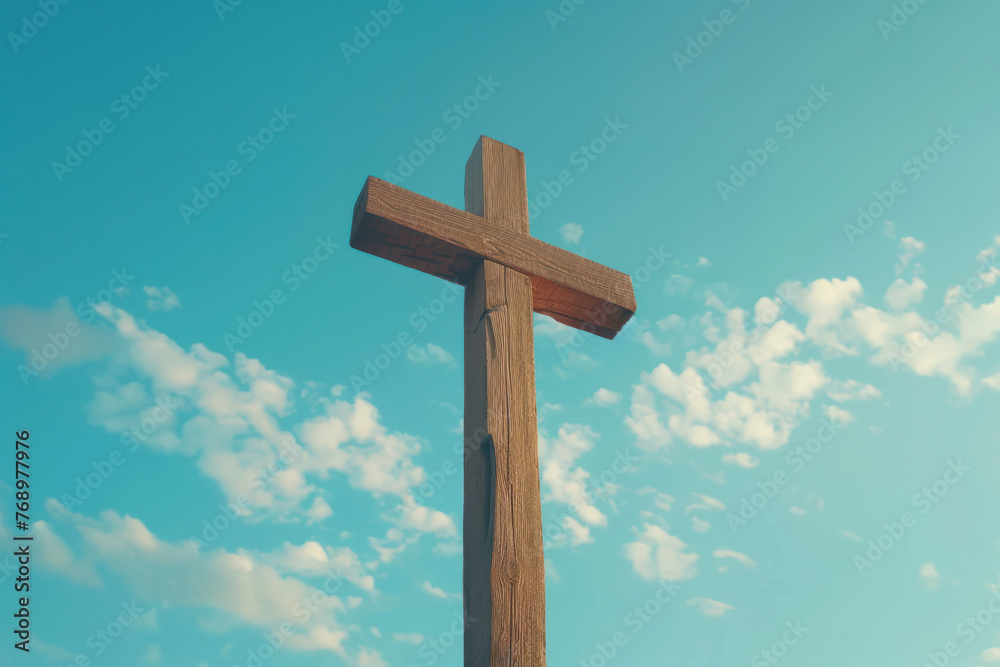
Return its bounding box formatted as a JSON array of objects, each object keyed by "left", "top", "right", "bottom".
[
  {"left": 463, "top": 137, "right": 546, "bottom": 666},
  {"left": 351, "top": 175, "right": 636, "bottom": 339},
  {"left": 350, "top": 135, "right": 638, "bottom": 665}
]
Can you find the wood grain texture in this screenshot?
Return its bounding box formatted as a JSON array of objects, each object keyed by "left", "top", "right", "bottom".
[
  {"left": 463, "top": 137, "right": 546, "bottom": 666},
  {"left": 351, "top": 175, "right": 636, "bottom": 339}
]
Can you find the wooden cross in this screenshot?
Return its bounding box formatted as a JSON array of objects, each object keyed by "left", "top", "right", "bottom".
[{"left": 350, "top": 136, "right": 636, "bottom": 665}]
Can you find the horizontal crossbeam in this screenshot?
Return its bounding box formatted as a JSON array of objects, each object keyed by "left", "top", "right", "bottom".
[{"left": 350, "top": 176, "right": 636, "bottom": 339}]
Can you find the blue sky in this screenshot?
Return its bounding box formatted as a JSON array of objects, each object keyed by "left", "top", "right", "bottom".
[{"left": 2, "top": 0, "right": 999, "bottom": 665}]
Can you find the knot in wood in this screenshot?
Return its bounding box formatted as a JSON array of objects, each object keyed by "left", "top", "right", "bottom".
[{"left": 500, "top": 556, "right": 519, "bottom": 584}]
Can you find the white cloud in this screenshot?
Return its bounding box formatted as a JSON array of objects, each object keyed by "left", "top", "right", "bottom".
[
  {"left": 432, "top": 541, "right": 462, "bottom": 556},
  {"left": 538, "top": 424, "right": 607, "bottom": 530},
  {"left": 722, "top": 453, "right": 759, "bottom": 468},
  {"left": 685, "top": 493, "right": 726, "bottom": 513},
  {"left": 368, "top": 528, "right": 416, "bottom": 566},
  {"left": 639, "top": 327, "right": 673, "bottom": 356},
  {"left": 74, "top": 310, "right": 392, "bottom": 527},
  {"left": 624, "top": 367, "right": 702, "bottom": 450},
  {"left": 713, "top": 549, "right": 757, "bottom": 570},
  {"left": 624, "top": 524, "right": 699, "bottom": 582},
  {"left": 306, "top": 497, "right": 334, "bottom": 523},
  {"left": 533, "top": 315, "right": 578, "bottom": 345},
  {"left": 0, "top": 297, "right": 118, "bottom": 376},
  {"left": 884, "top": 277, "right": 927, "bottom": 311},
  {"left": 764, "top": 251, "right": 1000, "bottom": 396},
  {"left": 393, "top": 633, "right": 425, "bottom": 645},
  {"left": 753, "top": 360, "right": 827, "bottom": 410},
  {"left": 560, "top": 223, "right": 584, "bottom": 244},
  {"left": 393, "top": 504, "right": 456, "bottom": 538},
  {"left": 38, "top": 504, "right": 355, "bottom": 656},
  {"left": 630, "top": 352, "right": 834, "bottom": 452},
  {"left": 551, "top": 515, "right": 594, "bottom": 547},
  {"left": 855, "top": 296, "right": 1000, "bottom": 394},
  {"left": 589, "top": 388, "right": 621, "bottom": 407},
  {"left": 984, "top": 371, "right": 1000, "bottom": 390},
  {"left": 826, "top": 379, "right": 882, "bottom": 402},
  {"left": 33, "top": 520, "right": 102, "bottom": 587},
  {"left": 747, "top": 321, "right": 807, "bottom": 367},
  {"left": 261, "top": 541, "right": 374, "bottom": 592},
  {"left": 657, "top": 315, "right": 686, "bottom": 331},
  {"left": 406, "top": 343, "right": 456, "bottom": 367},
  {"left": 822, "top": 404, "right": 854, "bottom": 426},
  {"left": 533, "top": 315, "right": 600, "bottom": 372},
  {"left": 356, "top": 647, "right": 389, "bottom": 667},
  {"left": 982, "top": 647, "right": 1000, "bottom": 664},
  {"left": 298, "top": 397, "right": 456, "bottom": 537},
  {"left": 141, "top": 644, "right": 163, "bottom": 665},
  {"left": 624, "top": 254, "right": 1000, "bottom": 461},
  {"left": 653, "top": 493, "right": 674, "bottom": 513},
  {"left": 686, "top": 597, "right": 735, "bottom": 618},
  {"left": 144, "top": 286, "right": 181, "bottom": 312},
  {"left": 420, "top": 581, "right": 452, "bottom": 600},
  {"left": 786, "top": 277, "right": 863, "bottom": 354},
  {"left": 896, "top": 236, "right": 926, "bottom": 275},
  {"left": 697, "top": 257, "right": 711, "bottom": 267},
  {"left": 32, "top": 639, "right": 78, "bottom": 663},
  {"left": 692, "top": 517, "right": 710, "bottom": 533},
  {"left": 665, "top": 275, "right": 695, "bottom": 296},
  {"left": 920, "top": 563, "right": 940, "bottom": 589}
]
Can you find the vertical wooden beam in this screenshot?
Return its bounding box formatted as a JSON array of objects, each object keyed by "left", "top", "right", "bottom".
[{"left": 463, "top": 137, "right": 546, "bottom": 666}]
